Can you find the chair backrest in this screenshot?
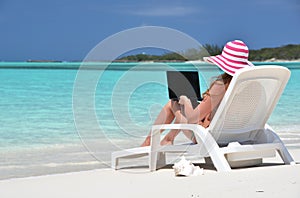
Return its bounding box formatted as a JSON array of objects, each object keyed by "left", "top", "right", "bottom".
[{"left": 208, "top": 66, "right": 290, "bottom": 144}]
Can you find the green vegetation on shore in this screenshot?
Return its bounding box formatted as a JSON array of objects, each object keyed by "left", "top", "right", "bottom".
[
  {"left": 116, "top": 53, "right": 187, "bottom": 62},
  {"left": 117, "top": 44, "right": 300, "bottom": 62},
  {"left": 249, "top": 44, "right": 300, "bottom": 61}
]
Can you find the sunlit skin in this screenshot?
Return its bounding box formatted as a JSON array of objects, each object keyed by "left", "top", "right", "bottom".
[{"left": 141, "top": 73, "right": 232, "bottom": 146}]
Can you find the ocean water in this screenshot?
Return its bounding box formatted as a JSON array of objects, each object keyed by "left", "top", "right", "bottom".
[{"left": 0, "top": 62, "right": 300, "bottom": 179}]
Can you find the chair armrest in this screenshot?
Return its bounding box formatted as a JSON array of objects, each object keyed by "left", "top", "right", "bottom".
[
  {"left": 151, "top": 123, "right": 204, "bottom": 132},
  {"left": 150, "top": 124, "right": 206, "bottom": 148}
]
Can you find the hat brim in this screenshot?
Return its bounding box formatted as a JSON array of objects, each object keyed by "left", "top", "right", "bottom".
[{"left": 203, "top": 55, "right": 254, "bottom": 76}]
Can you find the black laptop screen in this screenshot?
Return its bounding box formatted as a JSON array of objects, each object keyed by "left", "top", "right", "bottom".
[{"left": 166, "top": 71, "right": 202, "bottom": 102}]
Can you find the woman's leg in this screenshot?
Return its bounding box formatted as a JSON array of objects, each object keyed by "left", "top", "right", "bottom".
[
  {"left": 141, "top": 100, "right": 176, "bottom": 146},
  {"left": 160, "top": 116, "right": 187, "bottom": 145},
  {"left": 141, "top": 100, "right": 190, "bottom": 146},
  {"left": 161, "top": 105, "right": 200, "bottom": 145}
]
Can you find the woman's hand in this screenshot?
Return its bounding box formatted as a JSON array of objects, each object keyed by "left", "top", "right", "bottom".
[
  {"left": 178, "top": 95, "right": 190, "bottom": 105},
  {"left": 170, "top": 100, "right": 181, "bottom": 112}
]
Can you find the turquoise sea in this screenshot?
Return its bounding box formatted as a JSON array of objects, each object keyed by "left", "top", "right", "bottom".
[{"left": 0, "top": 61, "right": 300, "bottom": 179}]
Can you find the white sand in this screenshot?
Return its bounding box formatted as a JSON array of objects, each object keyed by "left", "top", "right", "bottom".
[{"left": 0, "top": 149, "right": 299, "bottom": 198}]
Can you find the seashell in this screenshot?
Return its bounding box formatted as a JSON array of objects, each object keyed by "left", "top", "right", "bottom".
[{"left": 172, "top": 156, "right": 203, "bottom": 176}]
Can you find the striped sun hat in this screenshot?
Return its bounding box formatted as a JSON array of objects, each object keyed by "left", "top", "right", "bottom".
[{"left": 203, "top": 40, "right": 254, "bottom": 76}]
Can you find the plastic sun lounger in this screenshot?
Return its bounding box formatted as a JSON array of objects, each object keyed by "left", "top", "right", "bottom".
[{"left": 111, "top": 66, "right": 295, "bottom": 172}]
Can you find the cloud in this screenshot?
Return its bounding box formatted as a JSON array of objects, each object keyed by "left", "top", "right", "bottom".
[{"left": 126, "top": 5, "right": 197, "bottom": 17}]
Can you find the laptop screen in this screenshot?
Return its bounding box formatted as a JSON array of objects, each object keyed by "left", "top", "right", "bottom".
[{"left": 166, "top": 71, "right": 202, "bottom": 107}]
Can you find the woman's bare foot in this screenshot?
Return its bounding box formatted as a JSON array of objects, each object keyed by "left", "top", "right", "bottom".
[{"left": 141, "top": 136, "right": 151, "bottom": 147}]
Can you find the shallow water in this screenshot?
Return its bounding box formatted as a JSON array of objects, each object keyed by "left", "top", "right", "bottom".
[{"left": 0, "top": 62, "right": 299, "bottom": 179}]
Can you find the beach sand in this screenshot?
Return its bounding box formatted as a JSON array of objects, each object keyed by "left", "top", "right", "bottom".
[{"left": 0, "top": 149, "right": 299, "bottom": 198}]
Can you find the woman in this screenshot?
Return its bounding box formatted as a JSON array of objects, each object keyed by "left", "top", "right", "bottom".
[{"left": 141, "top": 40, "right": 255, "bottom": 146}]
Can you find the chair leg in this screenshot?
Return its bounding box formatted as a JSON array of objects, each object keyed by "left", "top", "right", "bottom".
[
  {"left": 277, "top": 144, "right": 296, "bottom": 165},
  {"left": 149, "top": 151, "right": 158, "bottom": 171},
  {"left": 194, "top": 125, "right": 231, "bottom": 172},
  {"left": 111, "top": 157, "right": 118, "bottom": 170},
  {"left": 149, "top": 127, "right": 161, "bottom": 171},
  {"left": 208, "top": 145, "right": 231, "bottom": 172},
  {"left": 264, "top": 126, "right": 295, "bottom": 165}
]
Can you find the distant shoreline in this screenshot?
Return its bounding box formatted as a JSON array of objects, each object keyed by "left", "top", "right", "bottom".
[
  {"left": 1, "top": 59, "right": 300, "bottom": 63},
  {"left": 0, "top": 60, "right": 299, "bottom": 71}
]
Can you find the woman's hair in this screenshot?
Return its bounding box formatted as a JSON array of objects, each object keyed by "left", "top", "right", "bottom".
[
  {"left": 215, "top": 72, "right": 232, "bottom": 86},
  {"left": 202, "top": 73, "right": 233, "bottom": 97}
]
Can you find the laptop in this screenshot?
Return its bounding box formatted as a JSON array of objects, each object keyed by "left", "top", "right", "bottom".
[{"left": 166, "top": 71, "right": 202, "bottom": 109}]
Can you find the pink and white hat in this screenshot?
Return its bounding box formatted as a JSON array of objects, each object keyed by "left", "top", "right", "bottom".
[{"left": 203, "top": 40, "right": 254, "bottom": 76}]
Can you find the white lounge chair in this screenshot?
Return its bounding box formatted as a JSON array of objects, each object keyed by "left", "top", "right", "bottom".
[{"left": 111, "top": 66, "right": 295, "bottom": 172}]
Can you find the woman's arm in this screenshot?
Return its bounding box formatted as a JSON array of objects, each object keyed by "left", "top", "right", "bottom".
[
  {"left": 179, "top": 94, "right": 212, "bottom": 124},
  {"left": 179, "top": 81, "right": 227, "bottom": 124}
]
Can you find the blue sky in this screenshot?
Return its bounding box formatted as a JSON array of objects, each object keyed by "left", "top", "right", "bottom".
[{"left": 1, "top": 0, "right": 300, "bottom": 61}]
